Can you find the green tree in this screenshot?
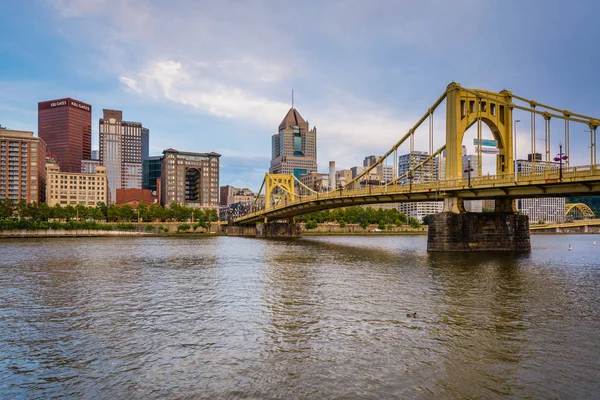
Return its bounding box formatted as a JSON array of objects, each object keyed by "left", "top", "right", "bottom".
[
  {"left": 149, "top": 203, "right": 165, "bottom": 221},
  {"left": 96, "top": 202, "right": 108, "bottom": 220},
  {"left": 305, "top": 220, "right": 318, "bottom": 229},
  {"left": 64, "top": 205, "right": 76, "bottom": 221},
  {"left": 0, "top": 199, "right": 14, "bottom": 219},
  {"left": 119, "top": 205, "right": 136, "bottom": 221},
  {"left": 409, "top": 217, "right": 421, "bottom": 229},
  {"left": 107, "top": 204, "right": 120, "bottom": 222},
  {"left": 137, "top": 202, "right": 149, "bottom": 222},
  {"left": 51, "top": 203, "right": 65, "bottom": 220},
  {"left": 16, "top": 199, "right": 28, "bottom": 218},
  {"left": 38, "top": 202, "right": 51, "bottom": 221},
  {"left": 378, "top": 220, "right": 386, "bottom": 230},
  {"left": 75, "top": 204, "right": 88, "bottom": 221}
]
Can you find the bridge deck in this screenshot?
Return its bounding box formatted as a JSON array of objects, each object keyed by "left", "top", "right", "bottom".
[{"left": 235, "top": 165, "right": 600, "bottom": 224}]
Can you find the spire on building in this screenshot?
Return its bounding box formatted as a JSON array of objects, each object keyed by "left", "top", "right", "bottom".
[{"left": 278, "top": 107, "right": 307, "bottom": 132}]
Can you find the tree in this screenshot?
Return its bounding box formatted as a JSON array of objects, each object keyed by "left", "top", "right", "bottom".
[
  {"left": 378, "top": 220, "right": 386, "bottom": 230},
  {"left": 107, "top": 204, "right": 120, "bottom": 222},
  {"left": 409, "top": 217, "right": 421, "bottom": 229},
  {"left": 205, "top": 208, "right": 218, "bottom": 228},
  {"left": 137, "top": 202, "right": 149, "bottom": 222},
  {"left": 64, "top": 205, "right": 76, "bottom": 221},
  {"left": 422, "top": 214, "right": 431, "bottom": 225},
  {"left": 75, "top": 204, "right": 88, "bottom": 221},
  {"left": 119, "top": 205, "right": 136, "bottom": 221},
  {"left": 96, "top": 202, "right": 108, "bottom": 220},
  {"left": 16, "top": 199, "right": 28, "bottom": 218},
  {"left": 149, "top": 203, "right": 165, "bottom": 221},
  {"left": 305, "top": 220, "right": 318, "bottom": 229},
  {"left": 38, "top": 202, "right": 51, "bottom": 221},
  {"left": 0, "top": 199, "right": 14, "bottom": 219}
]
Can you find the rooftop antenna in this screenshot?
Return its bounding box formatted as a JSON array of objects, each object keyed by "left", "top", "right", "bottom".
[{"left": 292, "top": 89, "right": 294, "bottom": 110}]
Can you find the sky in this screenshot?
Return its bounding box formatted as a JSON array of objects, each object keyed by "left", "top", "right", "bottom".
[{"left": 2, "top": 0, "right": 600, "bottom": 191}]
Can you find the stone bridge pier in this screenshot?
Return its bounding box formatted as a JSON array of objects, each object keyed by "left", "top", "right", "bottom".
[
  {"left": 256, "top": 218, "right": 302, "bottom": 238},
  {"left": 427, "top": 198, "right": 531, "bottom": 252}
]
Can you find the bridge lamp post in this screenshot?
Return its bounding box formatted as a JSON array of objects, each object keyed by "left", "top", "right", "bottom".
[
  {"left": 408, "top": 174, "right": 414, "bottom": 192},
  {"left": 514, "top": 119, "right": 521, "bottom": 183},
  {"left": 554, "top": 141, "right": 568, "bottom": 181},
  {"left": 464, "top": 158, "right": 474, "bottom": 187}
]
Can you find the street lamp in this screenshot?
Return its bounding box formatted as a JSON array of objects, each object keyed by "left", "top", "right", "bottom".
[
  {"left": 463, "top": 158, "right": 474, "bottom": 187},
  {"left": 514, "top": 119, "right": 520, "bottom": 183},
  {"left": 554, "top": 141, "right": 568, "bottom": 181}
]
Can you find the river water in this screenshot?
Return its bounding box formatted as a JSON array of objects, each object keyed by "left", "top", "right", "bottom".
[{"left": 0, "top": 235, "right": 599, "bottom": 399}]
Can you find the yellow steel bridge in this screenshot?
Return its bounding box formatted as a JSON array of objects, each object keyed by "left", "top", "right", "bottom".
[{"left": 235, "top": 82, "right": 600, "bottom": 225}]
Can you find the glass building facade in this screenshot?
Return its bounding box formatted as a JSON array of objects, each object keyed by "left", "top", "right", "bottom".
[
  {"left": 38, "top": 98, "right": 92, "bottom": 173},
  {"left": 143, "top": 155, "right": 162, "bottom": 194}
]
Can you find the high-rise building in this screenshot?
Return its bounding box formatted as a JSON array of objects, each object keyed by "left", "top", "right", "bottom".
[
  {"left": 99, "top": 109, "right": 143, "bottom": 203},
  {"left": 91, "top": 150, "right": 99, "bottom": 160},
  {"left": 142, "top": 155, "right": 162, "bottom": 194},
  {"left": 398, "top": 150, "right": 442, "bottom": 218},
  {"left": 46, "top": 161, "right": 107, "bottom": 207},
  {"left": 0, "top": 128, "right": 47, "bottom": 203},
  {"left": 160, "top": 148, "right": 220, "bottom": 209},
  {"left": 515, "top": 158, "right": 564, "bottom": 222},
  {"left": 38, "top": 98, "right": 92, "bottom": 172},
  {"left": 269, "top": 108, "right": 317, "bottom": 179},
  {"left": 398, "top": 151, "right": 437, "bottom": 183},
  {"left": 517, "top": 198, "right": 566, "bottom": 223},
  {"left": 141, "top": 127, "right": 149, "bottom": 161}
]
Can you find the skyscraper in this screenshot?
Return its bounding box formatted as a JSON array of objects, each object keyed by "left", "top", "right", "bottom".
[
  {"left": 99, "top": 109, "right": 143, "bottom": 203},
  {"left": 0, "top": 128, "right": 47, "bottom": 203},
  {"left": 38, "top": 97, "right": 91, "bottom": 172},
  {"left": 269, "top": 108, "right": 317, "bottom": 179}
]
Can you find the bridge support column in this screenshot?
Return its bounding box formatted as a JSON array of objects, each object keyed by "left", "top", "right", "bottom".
[
  {"left": 256, "top": 217, "right": 302, "bottom": 238},
  {"left": 427, "top": 211, "right": 530, "bottom": 252}
]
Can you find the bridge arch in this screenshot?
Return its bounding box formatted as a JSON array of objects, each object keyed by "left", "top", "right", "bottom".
[
  {"left": 565, "top": 203, "right": 595, "bottom": 219},
  {"left": 446, "top": 83, "right": 513, "bottom": 180}
]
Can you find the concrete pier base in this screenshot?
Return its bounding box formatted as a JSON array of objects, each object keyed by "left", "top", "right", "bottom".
[
  {"left": 427, "top": 212, "right": 531, "bottom": 252},
  {"left": 256, "top": 221, "right": 302, "bottom": 238}
]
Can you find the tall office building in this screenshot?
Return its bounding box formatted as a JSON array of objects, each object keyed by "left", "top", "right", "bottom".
[
  {"left": 99, "top": 109, "right": 143, "bottom": 203},
  {"left": 161, "top": 148, "right": 220, "bottom": 209},
  {"left": 269, "top": 107, "right": 317, "bottom": 179},
  {"left": 38, "top": 97, "right": 92, "bottom": 172},
  {"left": 0, "top": 128, "right": 47, "bottom": 203}
]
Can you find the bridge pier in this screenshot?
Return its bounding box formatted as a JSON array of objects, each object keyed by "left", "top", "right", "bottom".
[
  {"left": 427, "top": 198, "right": 530, "bottom": 252},
  {"left": 256, "top": 218, "right": 302, "bottom": 238}
]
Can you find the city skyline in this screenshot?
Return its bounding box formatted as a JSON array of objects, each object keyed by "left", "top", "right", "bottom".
[{"left": 3, "top": 1, "right": 600, "bottom": 191}]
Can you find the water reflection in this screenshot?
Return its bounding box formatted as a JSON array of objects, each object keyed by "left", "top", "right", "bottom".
[{"left": 0, "top": 235, "right": 599, "bottom": 399}]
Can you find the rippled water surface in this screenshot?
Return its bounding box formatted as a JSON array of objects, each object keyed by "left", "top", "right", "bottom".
[{"left": 1, "top": 235, "right": 599, "bottom": 399}]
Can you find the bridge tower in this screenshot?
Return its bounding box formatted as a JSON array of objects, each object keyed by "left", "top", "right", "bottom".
[{"left": 428, "top": 83, "right": 530, "bottom": 251}]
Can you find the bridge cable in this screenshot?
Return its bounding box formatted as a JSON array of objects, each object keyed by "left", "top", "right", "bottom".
[
  {"left": 387, "top": 144, "right": 446, "bottom": 186},
  {"left": 342, "top": 89, "right": 449, "bottom": 190}
]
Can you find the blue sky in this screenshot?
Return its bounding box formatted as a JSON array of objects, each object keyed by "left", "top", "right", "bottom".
[{"left": 2, "top": 0, "right": 600, "bottom": 190}]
